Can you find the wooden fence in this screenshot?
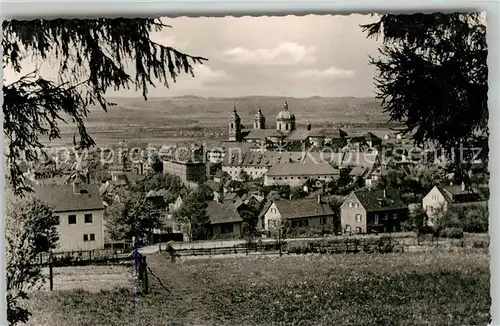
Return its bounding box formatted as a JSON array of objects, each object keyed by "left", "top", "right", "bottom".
[
  {"left": 163, "top": 233, "right": 489, "bottom": 258},
  {"left": 34, "top": 248, "right": 149, "bottom": 292},
  {"left": 166, "top": 236, "right": 398, "bottom": 257}
]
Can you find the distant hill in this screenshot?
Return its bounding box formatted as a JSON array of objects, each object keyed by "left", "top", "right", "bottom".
[
  {"left": 50, "top": 96, "right": 393, "bottom": 146},
  {"left": 98, "top": 95, "right": 388, "bottom": 127}
]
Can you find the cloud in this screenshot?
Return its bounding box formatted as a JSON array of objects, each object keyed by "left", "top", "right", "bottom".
[
  {"left": 191, "top": 64, "right": 231, "bottom": 84},
  {"left": 150, "top": 34, "right": 190, "bottom": 49},
  {"left": 170, "top": 64, "right": 231, "bottom": 92},
  {"left": 224, "top": 42, "right": 317, "bottom": 66},
  {"left": 296, "top": 66, "right": 355, "bottom": 79}
]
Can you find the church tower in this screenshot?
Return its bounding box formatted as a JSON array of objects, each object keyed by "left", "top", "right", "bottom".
[
  {"left": 229, "top": 105, "right": 242, "bottom": 142},
  {"left": 253, "top": 106, "right": 266, "bottom": 129},
  {"left": 276, "top": 101, "right": 296, "bottom": 134}
]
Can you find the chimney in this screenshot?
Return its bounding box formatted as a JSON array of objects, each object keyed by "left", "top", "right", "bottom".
[
  {"left": 289, "top": 194, "right": 292, "bottom": 200},
  {"left": 317, "top": 193, "right": 321, "bottom": 204},
  {"left": 449, "top": 181, "right": 453, "bottom": 186},
  {"left": 383, "top": 189, "right": 386, "bottom": 198},
  {"left": 73, "top": 179, "right": 82, "bottom": 194},
  {"left": 307, "top": 122, "right": 312, "bottom": 131},
  {"left": 461, "top": 182, "right": 465, "bottom": 192}
]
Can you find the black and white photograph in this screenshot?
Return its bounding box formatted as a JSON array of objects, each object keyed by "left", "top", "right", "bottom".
[{"left": 2, "top": 11, "right": 490, "bottom": 325}]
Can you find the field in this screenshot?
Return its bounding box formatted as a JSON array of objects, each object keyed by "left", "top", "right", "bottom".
[
  {"left": 26, "top": 249, "right": 490, "bottom": 326},
  {"left": 44, "top": 96, "right": 395, "bottom": 147}
]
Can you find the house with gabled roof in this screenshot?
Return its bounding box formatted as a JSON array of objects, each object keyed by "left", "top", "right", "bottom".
[
  {"left": 206, "top": 201, "right": 245, "bottom": 239},
  {"left": 34, "top": 180, "right": 106, "bottom": 252},
  {"left": 260, "top": 195, "right": 335, "bottom": 233},
  {"left": 340, "top": 189, "right": 408, "bottom": 234},
  {"left": 422, "top": 182, "right": 487, "bottom": 226}
]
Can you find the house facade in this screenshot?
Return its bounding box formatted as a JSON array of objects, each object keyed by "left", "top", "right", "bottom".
[
  {"left": 422, "top": 183, "right": 486, "bottom": 226},
  {"left": 206, "top": 201, "right": 244, "bottom": 240},
  {"left": 340, "top": 189, "right": 408, "bottom": 234},
  {"left": 260, "top": 196, "right": 335, "bottom": 234},
  {"left": 263, "top": 162, "right": 339, "bottom": 187},
  {"left": 162, "top": 145, "right": 207, "bottom": 188},
  {"left": 34, "top": 181, "right": 106, "bottom": 252}
]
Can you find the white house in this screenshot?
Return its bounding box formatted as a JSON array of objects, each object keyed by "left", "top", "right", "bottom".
[
  {"left": 34, "top": 180, "right": 106, "bottom": 252},
  {"left": 422, "top": 182, "right": 486, "bottom": 226}
]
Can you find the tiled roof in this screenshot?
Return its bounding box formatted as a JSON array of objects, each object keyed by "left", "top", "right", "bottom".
[
  {"left": 223, "top": 192, "right": 239, "bottom": 202},
  {"left": 204, "top": 180, "right": 222, "bottom": 192},
  {"left": 301, "top": 152, "right": 344, "bottom": 167},
  {"left": 349, "top": 166, "right": 368, "bottom": 177},
  {"left": 222, "top": 151, "right": 305, "bottom": 167},
  {"left": 243, "top": 129, "right": 284, "bottom": 140},
  {"left": 341, "top": 152, "right": 379, "bottom": 168},
  {"left": 437, "top": 185, "right": 483, "bottom": 203},
  {"left": 207, "top": 201, "right": 243, "bottom": 224},
  {"left": 160, "top": 146, "right": 205, "bottom": 163},
  {"left": 308, "top": 128, "right": 347, "bottom": 138},
  {"left": 352, "top": 189, "right": 406, "bottom": 212},
  {"left": 266, "top": 162, "right": 338, "bottom": 177},
  {"left": 34, "top": 184, "right": 105, "bottom": 213},
  {"left": 274, "top": 198, "right": 334, "bottom": 219},
  {"left": 286, "top": 128, "right": 312, "bottom": 141}
]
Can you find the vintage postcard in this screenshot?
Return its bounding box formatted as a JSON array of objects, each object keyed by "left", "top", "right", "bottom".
[{"left": 3, "top": 13, "right": 490, "bottom": 325}]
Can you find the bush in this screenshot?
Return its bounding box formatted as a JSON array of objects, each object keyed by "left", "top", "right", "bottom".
[
  {"left": 440, "top": 227, "right": 464, "bottom": 239},
  {"left": 473, "top": 240, "right": 489, "bottom": 248},
  {"left": 287, "top": 241, "right": 312, "bottom": 254}
]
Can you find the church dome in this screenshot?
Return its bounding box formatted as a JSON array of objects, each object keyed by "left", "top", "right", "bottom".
[{"left": 276, "top": 101, "right": 295, "bottom": 121}]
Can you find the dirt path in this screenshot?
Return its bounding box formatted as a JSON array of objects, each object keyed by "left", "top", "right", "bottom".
[{"left": 145, "top": 252, "right": 226, "bottom": 326}]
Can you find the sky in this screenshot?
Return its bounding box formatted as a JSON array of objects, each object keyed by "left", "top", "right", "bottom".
[{"left": 3, "top": 14, "right": 382, "bottom": 98}]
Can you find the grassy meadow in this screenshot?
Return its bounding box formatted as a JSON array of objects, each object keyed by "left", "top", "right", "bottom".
[
  {"left": 26, "top": 249, "right": 490, "bottom": 326},
  {"left": 46, "top": 96, "right": 394, "bottom": 147}
]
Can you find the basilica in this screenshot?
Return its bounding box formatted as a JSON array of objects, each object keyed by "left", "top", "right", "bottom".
[{"left": 228, "top": 101, "right": 350, "bottom": 150}]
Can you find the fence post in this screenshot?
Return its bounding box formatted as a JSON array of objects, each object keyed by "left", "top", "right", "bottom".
[
  {"left": 49, "top": 250, "right": 54, "bottom": 291},
  {"left": 141, "top": 256, "right": 149, "bottom": 295}
]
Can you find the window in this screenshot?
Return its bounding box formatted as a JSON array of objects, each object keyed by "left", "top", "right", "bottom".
[
  {"left": 374, "top": 214, "right": 379, "bottom": 224},
  {"left": 90, "top": 234, "right": 95, "bottom": 241},
  {"left": 356, "top": 226, "right": 362, "bottom": 234},
  {"left": 271, "top": 208, "right": 276, "bottom": 213},
  {"left": 354, "top": 203, "right": 359, "bottom": 208},
  {"left": 84, "top": 214, "right": 93, "bottom": 224},
  {"left": 291, "top": 219, "right": 309, "bottom": 228},
  {"left": 286, "top": 124, "right": 289, "bottom": 130},
  {"left": 345, "top": 225, "right": 351, "bottom": 233},
  {"left": 268, "top": 220, "right": 276, "bottom": 228},
  {"left": 321, "top": 217, "right": 328, "bottom": 225},
  {"left": 393, "top": 213, "right": 398, "bottom": 220},
  {"left": 348, "top": 202, "right": 353, "bottom": 208},
  {"left": 68, "top": 215, "right": 77, "bottom": 224},
  {"left": 83, "top": 234, "right": 88, "bottom": 241},
  {"left": 430, "top": 206, "right": 434, "bottom": 213},
  {"left": 356, "top": 214, "right": 362, "bottom": 223},
  {"left": 221, "top": 224, "right": 234, "bottom": 234},
  {"left": 55, "top": 216, "right": 60, "bottom": 225}
]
